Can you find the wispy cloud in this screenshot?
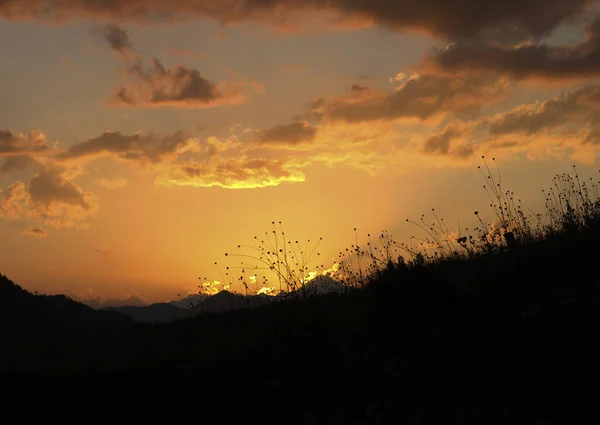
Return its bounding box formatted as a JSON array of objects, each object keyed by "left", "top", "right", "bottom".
[
  {"left": 254, "top": 121, "right": 318, "bottom": 148},
  {"left": 303, "top": 74, "right": 510, "bottom": 124},
  {"left": 60, "top": 131, "right": 194, "bottom": 165},
  {"left": 100, "top": 24, "right": 136, "bottom": 58},
  {"left": 21, "top": 227, "right": 47, "bottom": 239},
  {"left": 99, "top": 24, "right": 260, "bottom": 109}
]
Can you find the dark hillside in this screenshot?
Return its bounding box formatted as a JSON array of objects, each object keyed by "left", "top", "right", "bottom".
[
  {"left": 0, "top": 274, "right": 134, "bottom": 350},
  {"left": 2, "top": 228, "right": 600, "bottom": 424}
]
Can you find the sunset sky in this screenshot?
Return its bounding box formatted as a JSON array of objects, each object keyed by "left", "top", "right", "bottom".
[{"left": 2, "top": 0, "right": 600, "bottom": 303}]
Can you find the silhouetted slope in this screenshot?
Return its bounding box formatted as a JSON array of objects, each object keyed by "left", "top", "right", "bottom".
[
  {"left": 0, "top": 274, "right": 134, "bottom": 350},
  {"left": 198, "top": 290, "right": 273, "bottom": 313},
  {"left": 103, "top": 302, "right": 195, "bottom": 324},
  {"left": 3, "top": 224, "right": 600, "bottom": 424},
  {"left": 94, "top": 280, "right": 347, "bottom": 326},
  {"left": 102, "top": 293, "right": 277, "bottom": 324}
]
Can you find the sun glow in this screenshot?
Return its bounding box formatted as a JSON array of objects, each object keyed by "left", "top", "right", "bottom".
[
  {"left": 200, "top": 280, "right": 230, "bottom": 295},
  {"left": 302, "top": 263, "right": 340, "bottom": 283},
  {"left": 256, "top": 286, "right": 276, "bottom": 296}
]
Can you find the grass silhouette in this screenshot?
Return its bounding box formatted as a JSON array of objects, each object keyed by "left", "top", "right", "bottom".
[
  {"left": 1, "top": 161, "right": 600, "bottom": 424},
  {"left": 223, "top": 220, "right": 325, "bottom": 296}
]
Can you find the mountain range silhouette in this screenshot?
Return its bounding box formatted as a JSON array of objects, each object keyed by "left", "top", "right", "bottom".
[{"left": 78, "top": 275, "right": 347, "bottom": 324}]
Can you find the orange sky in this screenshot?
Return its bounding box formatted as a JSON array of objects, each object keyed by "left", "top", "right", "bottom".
[{"left": 2, "top": 1, "right": 600, "bottom": 303}]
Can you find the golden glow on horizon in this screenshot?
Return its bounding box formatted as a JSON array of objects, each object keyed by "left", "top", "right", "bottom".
[
  {"left": 155, "top": 170, "right": 306, "bottom": 189},
  {"left": 200, "top": 280, "right": 230, "bottom": 295},
  {"left": 303, "top": 263, "right": 340, "bottom": 283}
]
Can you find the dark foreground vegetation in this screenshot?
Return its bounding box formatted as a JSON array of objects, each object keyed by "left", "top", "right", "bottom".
[{"left": 2, "top": 162, "right": 600, "bottom": 424}]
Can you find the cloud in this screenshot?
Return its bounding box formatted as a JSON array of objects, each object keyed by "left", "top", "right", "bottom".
[
  {"left": 100, "top": 23, "right": 136, "bottom": 57},
  {"left": 487, "top": 84, "right": 600, "bottom": 138},
  {"left": 423, "top": 128, "right": 459, "bottom": 155},
  {"left": 306, "top": 75, "right": 509, "bottom": 123},
  {"left": 1, "top": 155, "right": 38, "bottom": 175},
  {"left": 0, "top": 118, "right": 405, "bottom": 238},
  {"left": 0, "top": 129, "right": 51, "bottom": 157},
  {"left": 0, "top": 164, "right": 98, "bottom": 230},
  {"left": 256, "top": 286, "right": 276, "bottom": 296},
  {"left": 59, "top": 125, "right": 398, "bottom": 189},
  {"left": 100, "top": 24, "right": 255, "bottom": 108},
  {"left": 157, "top": 156, "right": 306, "bottom": 189},
  {"left": 0, "top": 0, "right": 591, "bottom": 40},
  {"left": 61, "top": 131, "right": 195, "bottom": 165},
  {"left": 0, "top": 130, "right": 54, "bottom": 176},
  {"left": 148, "top": 121, "right": 405, "bottom": 185},
  {"left": 61, "top": 130, "right": 309, "bottom": 189},
  {"left": 199, "top": 280, "right": 230, "bottom": 295},
  {"left": 350, "top": 84, "right": 371, "bottom": 95},
  {"left": 276, "top": 119, "right": 402, "bottom": 174},
  {"left": 0, "top": 181, "right": 29, "bottom": 220},
  {"left": 97, "top": 177, "right": 128, "bottom": 189},
  {"left": 111, "top": 59, "right": 249, "bottom": 108},
  {"left": 254, "top": 121, "right": 318, "bottom": 147},
  {"left": 29, "top": 166, "right": 92, "bottom": 210},
  {"left": 21, "top": 227, "right": 47, "bottom": 239},
  {"left": 425, "top": 15, "right": 600, "bottom": 80},
  {"left": 418, "top": 82, "right": 600, "bottom": 162}
]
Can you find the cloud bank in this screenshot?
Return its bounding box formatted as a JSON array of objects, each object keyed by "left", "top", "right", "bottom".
[
  {"left": 0, "top": 0, "right": 592, "bottom": 40},
  {"left": 305, "top": 74, "right": 510, "bottom": 124},
  {"left": 425, "top": 16, "right": 600, "bottom": 80}
]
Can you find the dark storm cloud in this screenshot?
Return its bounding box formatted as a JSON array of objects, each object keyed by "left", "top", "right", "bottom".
[
  {"left": 426, "top": 15, "right": 600, "bottom": 80},
  {"left": 0, "top": 0, "right": 592, "bottom": 39}
]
